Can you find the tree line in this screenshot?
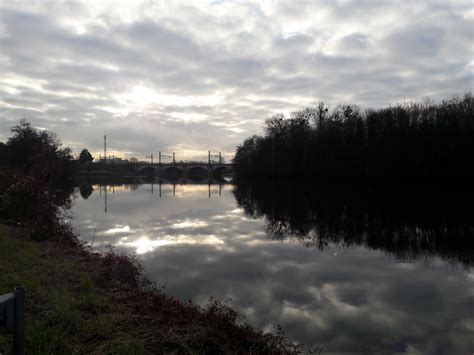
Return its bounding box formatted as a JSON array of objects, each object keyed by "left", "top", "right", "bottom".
[{"left": 233, "top": 93, "right": 473, "bottom": 180}]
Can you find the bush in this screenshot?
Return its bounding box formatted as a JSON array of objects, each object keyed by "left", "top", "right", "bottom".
[
  {"left": 0, "top": 174, "right": 71, "bottom": 240},
  {"left": 4, "top": 120, "right": 73, "bottom": 181}
]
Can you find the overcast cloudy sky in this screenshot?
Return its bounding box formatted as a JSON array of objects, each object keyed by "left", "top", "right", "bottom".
[{"left": 1, "top": 1, "right": 472, "bottom": 160}]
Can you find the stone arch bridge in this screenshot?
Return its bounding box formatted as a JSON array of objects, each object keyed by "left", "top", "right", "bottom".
[{"left": 136, "top": 163, "right": 233, "bottom": 180}]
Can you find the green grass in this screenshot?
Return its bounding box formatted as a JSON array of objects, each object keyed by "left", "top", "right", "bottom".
[{"left": 0, "top": 225, "right": 146, "bottom": 354}]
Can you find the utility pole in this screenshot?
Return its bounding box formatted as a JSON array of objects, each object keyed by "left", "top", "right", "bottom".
[
  {"left": 173, "top": 152, "right": 176, "bottom": 164},
  {"left": 159, "top": 151, "right": 161, "bottom": 165},
  {"left": 104, "top": 134, "right": 107, "bottom": 162},
  {"left": 104, "top": 185, "right": 107, "bottom": 213},
  {"left": 146, "top": 154, "right": 154, "bottom": 164},
  {"left": 208, "top": 151, "right": 220, "bottom": 165}
]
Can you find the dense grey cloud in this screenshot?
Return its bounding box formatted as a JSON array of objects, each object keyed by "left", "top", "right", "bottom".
[{"left": 1, "top": 0, "right": 472, "bottom": 159}]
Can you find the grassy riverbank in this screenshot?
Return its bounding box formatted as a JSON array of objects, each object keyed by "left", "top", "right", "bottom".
[
  {"left": 0, "top": 224, "right": 143, "bottom": 353},
  {"left": 0, "top": 223, "right": 297, "bottom": 354}
]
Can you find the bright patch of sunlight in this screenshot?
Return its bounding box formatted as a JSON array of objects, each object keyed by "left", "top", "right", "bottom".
[
  {"left": 123, "top": 85, "right": 160, "bottom": 107},
  {"left": 1, "top": 75, "right": 45, "bottom": 92},
  {"left": 2, "top": 84, "right": 19, "bottom": 95},
  {"left": 130, "top": 237, "right": 173, "bottom": 254},
  {"left": 101, "top": 225, "right": 133, "bottom": 235},
  {"left": 171, "top": 219, "right": 209, "bottom": 229},
  {"left": 115, "top": 84, "right": 224, "bottom": 111},
  {"left": 123, "top": 234, "right": 224, "bottom": 254}
]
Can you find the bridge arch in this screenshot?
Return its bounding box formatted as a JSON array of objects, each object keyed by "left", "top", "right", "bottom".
[
  {"left": 187, "top": 166, "right": 208, "bottom": 182},
  {"left": 212, "top": 166, "right": 233, "bottom": 178},
  {"left": 162, "top": 166, "right": 183, "bottom": 180},
  {"left": 138, "top": 166, "right": 157, "bottom": 175}
]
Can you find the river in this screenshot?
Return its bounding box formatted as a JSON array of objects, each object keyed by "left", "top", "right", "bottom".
[{"left": 68, "top": 179, "right": 474, "bottom": 353}]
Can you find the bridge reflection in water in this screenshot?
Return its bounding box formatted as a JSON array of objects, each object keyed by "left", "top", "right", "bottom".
[{"left": 79, "top": 179, "right": 230, "bottom": 214}]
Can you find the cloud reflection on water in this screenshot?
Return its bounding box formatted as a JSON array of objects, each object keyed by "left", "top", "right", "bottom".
[{"left": 70, "top": 183, "right": 474, "bottom": 353}]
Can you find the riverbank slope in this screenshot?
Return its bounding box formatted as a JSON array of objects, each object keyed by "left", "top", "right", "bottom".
[{"left": 0, "top": 223, "right": 297, "bottom": 354}]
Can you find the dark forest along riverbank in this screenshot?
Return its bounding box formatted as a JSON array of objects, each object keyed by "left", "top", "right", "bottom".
[{"left": 69, "top": 181, "right": 474, "bottom": 353}]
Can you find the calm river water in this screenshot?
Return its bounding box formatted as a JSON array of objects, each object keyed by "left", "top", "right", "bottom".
[{"left": 69, "top": 180, "right": 474, "bottom": 354}]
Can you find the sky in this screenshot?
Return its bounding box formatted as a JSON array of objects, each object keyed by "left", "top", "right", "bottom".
[{"left": 1, "top": 0, "right": 473, "bottom": 161}]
